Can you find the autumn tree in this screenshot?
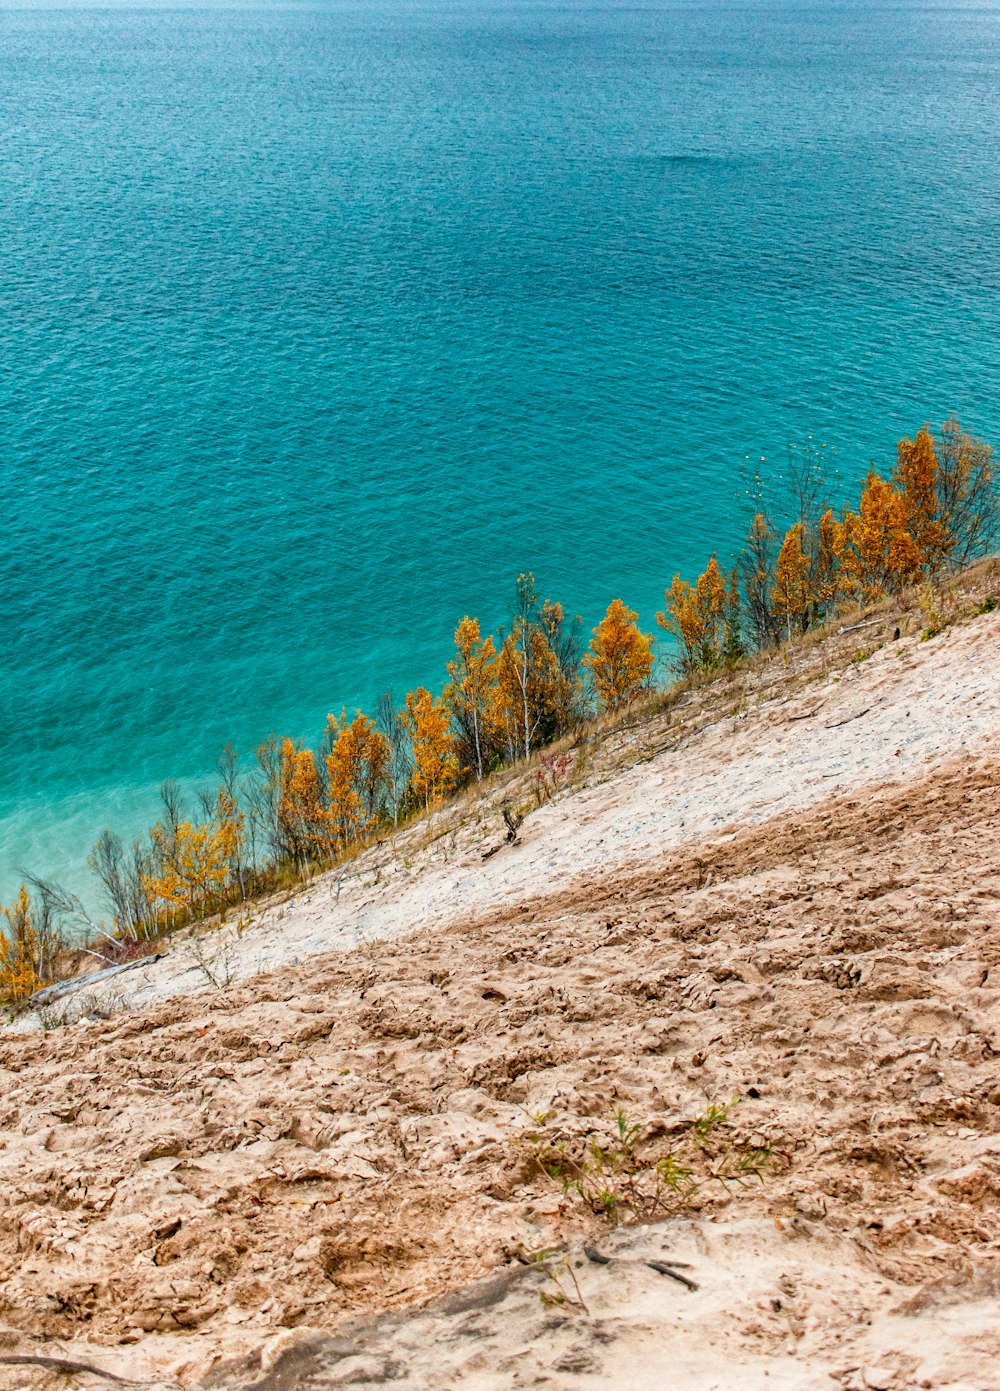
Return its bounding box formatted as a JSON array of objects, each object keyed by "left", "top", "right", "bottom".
[
  {"left": 893, "top": 426, "right": 946, "bottom": 572},
  {"left": 657, "top": 555, "right": 741, "bottom": 675},
  {"left": 492, "top": 575, "right": 583, "bottom": 761},
  {"left": 403, "top": 686, "right": 460, "bottom": 808},
  {"left": 444, "top": 616, "right": 497, "bottom": 780},
  {"left": 0, "top": 887, "right": 44, "bottom": 1004},
  {"left": 276, "top": 740, "right": 330, "bottom": 868},
  {"left": 324, "top": 709, "right": 389, "bottom": 847},
  {"left": 834, "top": 469, "right": 920, "bottom": 600},
  {"left": 772, "top": 523, "right": 811, "bottom": 639},
  {"left": 810, "top": 507, "right": 841, "bottom": 614},
  {"left": 143, "top": 786, "right": 245, "bottom": 924},
  {"left": 584, "top": 598, "right": 654, "bottom": 711}
]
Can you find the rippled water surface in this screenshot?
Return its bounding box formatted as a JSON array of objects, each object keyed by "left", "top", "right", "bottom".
[{"left": 2, "top": 0, "right": 999, "bottom": 907}]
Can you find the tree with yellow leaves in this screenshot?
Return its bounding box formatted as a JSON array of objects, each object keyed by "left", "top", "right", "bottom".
[
  {"left": 584, "top": 598, "right": 654, "bottom": 711},
  {"left": 492, "top": 575, "right": 583, "bottom": 761},
  {"left": 834, "top": 469, "right": 921, "bottom": 600},
  {"left": 403, "top": 686, "right": 460, "bottom": 809},
  {"left": 0, "top": 886, "right": 44, "bottom": 1004},
  {"left": 893, "top": 426, "right": 946, "bottom": 572},
  {"left": 657, "top": 555, "right": 741, "bottom": 675},
  {"left": 444, "top": 616, "right": 497, "bottom": 780},
  {"left": 810, "top": 507, "right": 841, "bottom": 613},
  {"left": 144, "top": 786, "right": 245, "bottom": 924},
  {"left": 772, "top": 522, "right": 811, "bottom": 639},
  {"left": 276, "top": 740, "right": 330, "bottom": 868},
  {"left": 325, "top": 709, "right": 389, "bottom": 846}
]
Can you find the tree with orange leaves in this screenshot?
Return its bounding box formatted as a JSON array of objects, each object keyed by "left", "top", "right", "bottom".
[
  {"left": 834, "top": 469, "right": 920, "bottom": 600},
  {"left": 772, "top": 523, "right": 811, "bottom": 639},
  {"left": 491, "top": 574, "right": 582, "bottom": 761},
  {"left": 657, "top": 555, "right": 741, "bottom": 674},
  {"left": 403, "top": 687, "right": 460, "bottom": 809},
  {"left": 893, "top": 426, "right": 946, "bottom": 571},
  {"left": 811, "top": 507, "right": 841, "bottom": 613},
  {"left": 584, "top": 599, "right": 654, "bottom": 711},
  {"left": 0, "top": 886, "right": 44, "bottom": 1004},
  {"left": 325, "top": 709, "right": 389, "bottom": 846},
  {"left": 444, "top": 616, "right": 497, "bottom": 780},
  {"left": 277, "top": 739, "right": 330, "bottom": 867},
  {"left": 144, "top": 787, "right": 246, "bottom": 924}
]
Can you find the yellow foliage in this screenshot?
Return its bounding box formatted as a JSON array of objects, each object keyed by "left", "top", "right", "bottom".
[
  {"left": 403, "top": 686, "right": 460, "bottom": 808},
  {"left": 772, "top": 523, "right": 811, "bottom": 637},
  {"left": 812, "top": 508, "right": 840, "bottom": 608},
  {"left": 277, "top": 739, "right": 330, "bottom": 865},
  {"left": 444, "top": 616, "right": 497, "bottom": 780},
  {"left": 489, "top": 578, "right": 576, "bottom": 762},
  {"left": 834, "top": 469, "right": 921, "bottom": 600},
  {"left": 325, "top": 709, "right": 389, "bottom": 845},
  {"left": 0, "top": 886, "right": 43, "bottom": 1005},
  {"left": 144, "top": 787, "right": 245, "bottom": 923},
  {"left": 894, "top": 426, "right": 947, "bottom": 569},
  {"left": 656, "top": 555, "right": 740, "bottom": 674},
  {"left": 584, "top": 598, "right": 654, "bottom": 711}
]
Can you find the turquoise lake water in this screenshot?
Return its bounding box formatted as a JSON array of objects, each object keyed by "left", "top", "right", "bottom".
[{"left": 2, "top": 0, "right": 1000, "bottom": 913}]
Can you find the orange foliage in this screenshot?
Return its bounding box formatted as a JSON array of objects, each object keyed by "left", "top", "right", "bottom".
[
  {"left": 772, "top": 523, "right": 811, "bottom": 638},
  {"left": 893, "top": 426, "right": 946, "bottom": 570},
  {"left": 325, "top": 709, "right": 389, "bottom": 846},
  {"left": 656, "top": 555, "right": 741, "bottom": 674},
  {"left": 490, "top": 576, "right": 578, "bottom": 761},
  {"left": 0, "top": 886, "right": 43, "bottom": 1004},
  {"left": 584, "top": 598, "right": 654, "bottom": 711},
  {"left": 277, "top": 740, "right": 330, "bottom": 866},
  {"left": 834, "top": 469, "right": 921, "bottom": 600},
  {"left": 144, "top": 789, "right": 245, "bottom": 922},
  {"left": 812, "top": 508, "right": 841, "bottom": 609},
  {"left": 403, "top": 686, "right": 460, "bottom": 808},
  {"left": 444, "top": 616, "right": 497, "bottom": 780}
]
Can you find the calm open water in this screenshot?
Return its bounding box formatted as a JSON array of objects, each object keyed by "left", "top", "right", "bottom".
[{"left": 2, "top": 0, "right": 999, "bottom": 912}]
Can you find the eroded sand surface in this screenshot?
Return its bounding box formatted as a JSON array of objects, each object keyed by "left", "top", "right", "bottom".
[{"left": 2, "top": 604, "right": 1000, "bottom": 1390}]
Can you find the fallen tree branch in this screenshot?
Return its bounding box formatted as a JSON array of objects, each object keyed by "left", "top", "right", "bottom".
[
  {"left": 28, "top": 954, "right": 163, "bottom": 1009},
  {"left": 585, "top": 1247, "right": 699, "bottom": 1290},
  {"left": 646, "top": 1259, "right": 700, "bottom": 1290},
  {"left": 837, "top": 618, "right": 884, "bottom": 636},
  {"left": 0, "top": 1355, "right": 156, "bottom": 1385},
  {"left": 824, "top": 705, "right": 872, "bottom": 729}
]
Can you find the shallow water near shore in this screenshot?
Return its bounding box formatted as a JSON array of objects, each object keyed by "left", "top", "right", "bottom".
[{"left": 2, "top": 0, "right": 1000, "bottom": 910}]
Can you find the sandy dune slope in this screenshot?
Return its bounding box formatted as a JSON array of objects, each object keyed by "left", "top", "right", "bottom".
[
  {"left": 21, "top": 601, "right": 1000, "bottom": 1021},
  {"left": 1, "top": 600, "right": 1000, "bottom": 1391}
]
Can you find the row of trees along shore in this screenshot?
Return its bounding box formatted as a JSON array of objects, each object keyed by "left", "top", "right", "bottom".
[{"left": 2, "top": 419, "right": 998, "bottom": 1005}]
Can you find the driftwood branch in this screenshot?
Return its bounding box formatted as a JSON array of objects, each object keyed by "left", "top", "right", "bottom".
[
  {"left": 0, "top": 1355, "right": 156, "bottom": 1385},
  {"left": 824, "top": 705, "right": 872, "bottom": 729},
  {"left": 837, "top": 618, "right": 884, "bottom": 636},
  {"left": 482, "top": 805, "right": 525, "bottom": 859},
  {"left": 645, "top": 1259, "right": 700, "bottom": 1290},
  {"left": 585, "top": 1247, "right": 699, "bottom": 1291},
  {"left": 28, "top": 954, "right": 163, "bottom": 1009}
]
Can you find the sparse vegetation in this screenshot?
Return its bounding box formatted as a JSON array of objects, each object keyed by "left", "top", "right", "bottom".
[
  {"left": 3, "top": 421, "right": 997, "bottom": 1007},
  {"left": 522, "top": 1100, "right": 778, "bottom": 1228}
]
